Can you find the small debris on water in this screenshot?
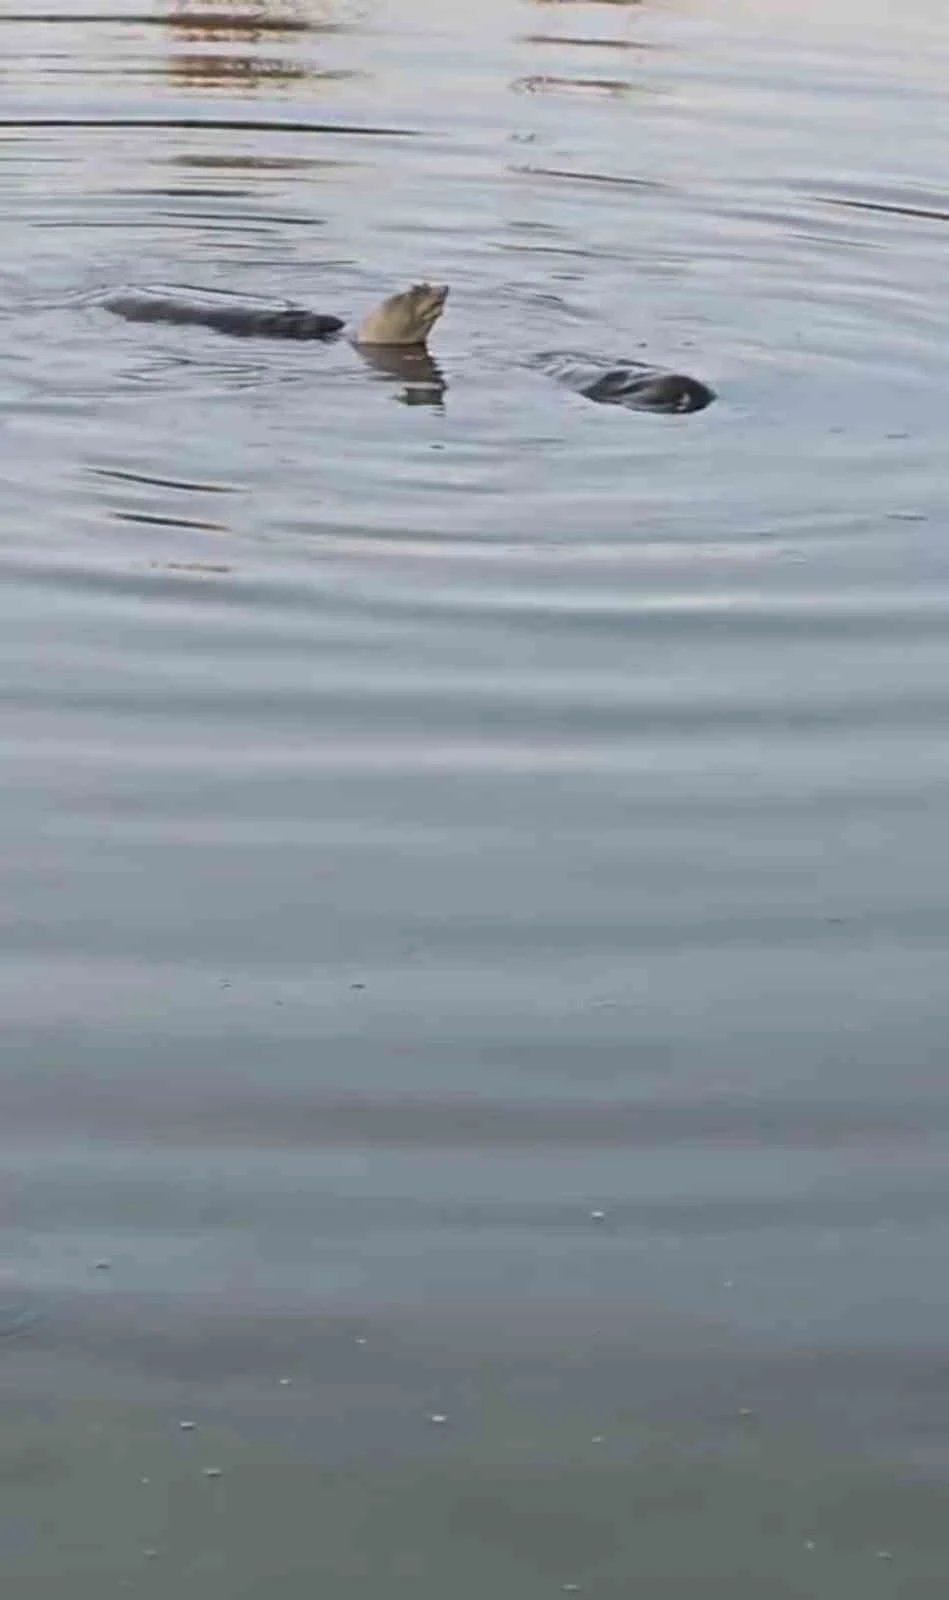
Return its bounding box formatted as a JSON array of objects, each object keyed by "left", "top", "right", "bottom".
[
  {"left": 350, "top": 982, "right": 366, "bottom": 990},
  {"left": 429, "top": 1414, "right": 448, "bottom": 1425},
  {"left": 589, "top": 1210, "right": 606, "bottom": 1222},
  {"left": 140, "top": 1477, "right": 150, "bottom": 1486},
  {"left": 354, "top": 1337, "right": 368, "bottom": 1346},
  {"left": 876, "top": 1551, "right": 893, "bottom": 1561},
  {"left": 279, "top": 1377, "right": 292, "bottom": 1386},
  {"left": 202, "top": 1467, "right": 222, "bottom": 1479},
  {"left": 562, "top": 1585, "right": 581, "bottom": 1592},
  {"left": 93, "top": 1259, "right": 112, "bottom": 1271},
  {"left": 143, "top": 1550, "right": 158, "bottom": 1561},
  {"left": 591, "top": 1435, "right": 604, "bottom": 1444},
  {"left": 179, "top": 1420, "right": 196, "bottom": 1431},
  {"left": 804, "top": 1541, "right": 816, "bottom": 1552},
  {"left": 738, "top": 1408, "right": 755, "bottom": 1418}
]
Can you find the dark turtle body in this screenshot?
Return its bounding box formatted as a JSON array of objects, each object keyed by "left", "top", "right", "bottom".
[
  {"left": 530, "top": 352, "right": 715, "bottom": 415},
  {"left": 101, "top": 282, "right": 715, "bottom": 415},
  {"left": 102, "top": 285, "right": 345, "bottom": 341}
]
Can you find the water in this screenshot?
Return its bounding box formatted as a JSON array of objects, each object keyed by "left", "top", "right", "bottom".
[{"left": 2, "top": 0, "right": 949, "bottom": 1593}]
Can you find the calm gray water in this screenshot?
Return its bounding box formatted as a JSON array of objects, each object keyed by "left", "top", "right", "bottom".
[{"left": 3, "top": 0, "right": 949, "bottom": 1593}]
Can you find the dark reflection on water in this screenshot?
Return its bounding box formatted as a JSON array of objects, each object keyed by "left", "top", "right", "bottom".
[
  {"left": 3, "top": 0, "right": 949, "bottom": 1595},
  {"left": 817, "top": 191, "right": 949, "bottom": 226},
  {"left": 165, "top": 0, "right": 343, "bottom": 37},
  {"left": 0, "top": 115, "right": 414, "bottom": 131},
  {"left": 523, "top": 34, "right": 651, "bottom": 51},
  {"left": 356, "top": 342, "right": 447, "bottom": 406},
  {"left": 512, "top": 165, "right": 662, "bottom": 191},
  {"left": 163, "top": 0, "right": 362, "bottom": 91},
  {"left": 511, "top": 74, "right": 646, "bottom": 97},
  {"left": 2, "top": 8, "right": 330, "bottom": 26}
]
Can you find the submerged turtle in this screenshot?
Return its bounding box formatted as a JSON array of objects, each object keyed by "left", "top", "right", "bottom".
[{"left": 102, "top": 281, "right": 715, "bottom": 415}]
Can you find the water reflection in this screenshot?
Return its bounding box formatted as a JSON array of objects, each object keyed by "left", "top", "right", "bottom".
[
  {"left": 163, "top": 0, "right": 356, "bottom": 91},
  {"left": 511, "top": 74, "right": 644, "bottom": 99},
  {"left": 165, "top": 51, "right": 310, "bottom": 89},
  {"left": 522, "top": 34, "right": 650, "bottom": 50},
  {"left": 816, "top": 191, "right": 949, "bottom": 225},
  {"left": 510, "top": 164, "right": 661, "bottom": 193},
  {"left": 355, "top": 342, "right": 447, "bottom": 408},
  {"left": 171, "top": 152, "right": 329, "bottom": 170},
  {"left": 518, "top": 0, "right": 650, "bottom": 88},
  {"left": 89, "top": 463, "right": 234, "bottom": 534},
  {"left": 165, "top": 0, "right": 343, "bottom": 40}
]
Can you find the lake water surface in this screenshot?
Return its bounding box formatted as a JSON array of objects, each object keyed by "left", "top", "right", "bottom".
[{"left": 3, "top": 0, "right": 949, "bottom": 1594}]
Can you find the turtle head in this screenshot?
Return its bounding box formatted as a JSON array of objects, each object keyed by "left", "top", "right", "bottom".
[{"left": 355, "top": 282, "right": 448, "bottom": 347}]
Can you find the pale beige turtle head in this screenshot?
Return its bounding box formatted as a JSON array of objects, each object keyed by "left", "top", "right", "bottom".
[{"left": 354, "top": 282, "right": 448, "bottom": 347}]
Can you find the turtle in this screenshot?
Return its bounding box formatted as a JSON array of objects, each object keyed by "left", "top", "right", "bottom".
[{"left": 101, "top": 281, "right": 715, "bottom": 415}]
